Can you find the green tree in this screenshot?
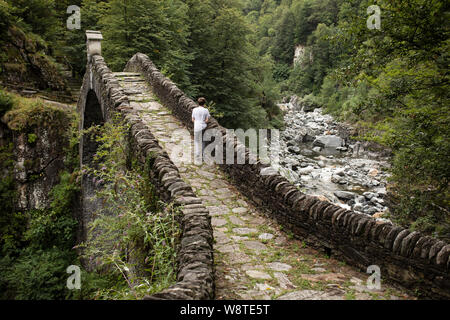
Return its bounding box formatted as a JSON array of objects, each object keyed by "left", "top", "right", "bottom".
[
  {"left": 184, "top": 0, "right": 278, "bottom": 129},
  {"left": 0, "top": 1, "right": 12, "bottom": 36},
  {"left": 332, "top": 0, "right": 450, "bottom": 239},
  {"left": 100, "top": 0, "right": 193, "bottom": 91},
  {"left": 288, "top": 23, "right": 339, "bottom": 95},
  {"left": 62, "top": 0, "right": 105, "bottom": 77},
  {"left": 6, "top": 0, "right": 59, "bottom": 38},
  {"left": 271, "top": 8, "right": 296, "bottom": 65}
]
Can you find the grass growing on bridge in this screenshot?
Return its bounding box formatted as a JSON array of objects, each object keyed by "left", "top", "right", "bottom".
[{"left": 80, "top": 115, "right": 180, "bottom": 299}]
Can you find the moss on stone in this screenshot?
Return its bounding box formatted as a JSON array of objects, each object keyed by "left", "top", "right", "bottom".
[
  {"left": 1, "top": 26, "right": 67, "bottom": 92},
  {"left": 2, "top": 93, "right": 73, "bottom": 133}
]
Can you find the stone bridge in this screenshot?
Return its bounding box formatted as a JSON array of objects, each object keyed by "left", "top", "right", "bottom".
[{"left": 77, "top": 31, "right": 449, "bottom": 300}]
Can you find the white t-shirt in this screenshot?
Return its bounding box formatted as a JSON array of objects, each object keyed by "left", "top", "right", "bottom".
[{"left": 192, "top": 106, "right": 210, "bottom": 132}]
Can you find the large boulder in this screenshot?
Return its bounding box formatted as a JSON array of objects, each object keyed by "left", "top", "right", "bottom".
[
  {"left": 334, "top": 191, "right": 356, "bottom": 201},
  {"left": 313, "top": 135, "right": 344, "bottom": 148},
  {"left": 294, "top": 128, "right": 316, "bottom": 143}
]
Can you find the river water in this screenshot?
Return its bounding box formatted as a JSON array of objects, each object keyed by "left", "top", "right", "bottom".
[{"left": 273, "top": 105, "right": 392, "bottom": 220}]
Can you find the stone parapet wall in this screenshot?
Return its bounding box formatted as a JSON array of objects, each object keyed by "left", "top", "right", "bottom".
[
  {"left": 125, "top": 52, "right": 449, "bottom": 299},
  {"left": 79, "top": 55, "right": 214, "bottom": 299}
]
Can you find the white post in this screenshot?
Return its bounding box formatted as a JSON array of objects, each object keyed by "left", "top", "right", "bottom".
[{"left": 86, "top": 30, "right": 103, "bottom": 62}]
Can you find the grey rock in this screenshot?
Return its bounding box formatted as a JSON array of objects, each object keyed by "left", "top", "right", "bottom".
[
  {"left": 289, "top": 95, "right": 302, "bottom": 110},
  {"left": 274, "top": 235, "right": 287, "bottom": 245},
  {"left": 211, "top": 218, "right": 227, "bottom": 227},
  {"left": 255, "top": 283, "right": 277, "bottom": 292},
  {"left": 365, "top": 207, "right": 378, "bottom": 215},
  {"left": 313, "top": 135, "right": 344, "bottom": 148},
  {"left": 258, "top": 233, "right": 274, "bottom": 240},
  {"left": 274, "top": 272, "right": 296, "bottom": 289},
  {"left": 288, "top": 146, "right": 301, "bottom": 154},
  {"left": 243, "top": 240, "right": 267, "bottom": 251},
  {"left": 298, "top": 166, "right": 314, "bottom": 175},
  {"left": 268, "top": 262, "right": 292, "bottom": 272},
  {"left": 331, "top": 175, "right": 348, "bottom": 185},
  {"left": 229, "top": 215, "right": 245, "bottom": 226},
  {"left": 231, "top": 235, "right": 249, "bottom": 241},
  {"left": 356, "top": 196, "right": 366, "bottom": 203},
  {"left": 334, "top": 191, "right": 356, "bottom": 201},
  {"left": 335, "top": 169, "right": 346, "bottom": 177},
  {"left": 301, "top": 149, "right": 314, "bottom": 156},
  {"left": 216, "top": 244, "right": 239, "bottom": 254},
  {"left": 246, "top": 270, "right": 272, "bottom": 280},
  {"left": 233, "top": 228, "right": 257, "bottom": 235},
  {"left": 370, "top": 197, "right": 384, "bottom": 205},
  {"left": 300, "top": 162, "right": 309, "bottom": 168},
  {"left": 363, "top": 192, "right": 378, "bottom": 200},
  {"left": 232, "top": 207, "right": 248, "bottom": 214},
  {"left": 214, "top": 230, "right": 231, "bottom": 245}
]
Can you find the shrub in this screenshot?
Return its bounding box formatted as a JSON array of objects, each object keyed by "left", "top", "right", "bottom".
[
  {"left": 0, "top": 247, "right": 76, "bottom": 300},
  {"left": 80, "top": 115, "right": 180, "bottom": 299},
  {"left": 3, "top": 96, "right": 70, "bottom": 132},
  {"left": 0, "top": 94, "right": 81, "bottom": 299}
]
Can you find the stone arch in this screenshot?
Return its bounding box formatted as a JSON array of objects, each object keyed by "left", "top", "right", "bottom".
[
  {"left": 82, "top": 89, "right": 104, "bottom": 166},
  {"left": 78, "top": 89, "right": 105, "bottom": 252}
]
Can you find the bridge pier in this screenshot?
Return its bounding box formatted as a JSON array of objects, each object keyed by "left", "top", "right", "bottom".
[{"left": 77, "top": 32, "right": 107, "bottom": 261}]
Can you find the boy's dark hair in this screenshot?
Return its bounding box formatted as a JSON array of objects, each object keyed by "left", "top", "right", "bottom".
[{"left": 197, "top": 97, "right": 206, "bottom": 106}]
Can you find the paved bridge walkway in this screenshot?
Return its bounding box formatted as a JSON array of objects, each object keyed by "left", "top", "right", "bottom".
[{"left": 115, "top": 72, "right": 411, "bottom": 300}]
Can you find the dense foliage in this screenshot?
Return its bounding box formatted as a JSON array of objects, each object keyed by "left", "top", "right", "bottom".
[
  {"left": 93, "top": 0, "right": 284, "bottom": 129},
  {"left": 0, "top": 91, "right": 81, "bottom": 299},
  {"left": 337, "top": 0, "right": 449, "bottom": 239},
  {"left": 242, "top": 0, "right": 449, "bottom": 239},
  {"left": 1, "top": 0, "right": 284, "bottom": 130},
  {"left": 0, "top": 91, "right": 179, "bottom": 299}
]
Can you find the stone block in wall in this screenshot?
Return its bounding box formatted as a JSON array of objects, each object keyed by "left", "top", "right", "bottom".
[
  {"left": 393, "top": 229, "right": 411, "bottom": 254},
  {"left": 384, "top": 226, "right": 404, "bottom": 250},
  {"left": 400, "top": 231, "right": 421, "bottom": 257},
  {"left": 429, "top": 240, "right": 446, "bottom": 263},
  {"left": 436, "top": 245, "right": 450, "bottom": 267}
]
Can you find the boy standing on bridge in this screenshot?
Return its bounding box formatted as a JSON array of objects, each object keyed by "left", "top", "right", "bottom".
[{"left": 192, "top": 97, "right": 210, "bottom": 165}]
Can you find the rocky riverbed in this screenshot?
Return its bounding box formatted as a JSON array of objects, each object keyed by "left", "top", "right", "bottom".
[{"left": 275, "top": 101, "right": 392, "bottom": 220}]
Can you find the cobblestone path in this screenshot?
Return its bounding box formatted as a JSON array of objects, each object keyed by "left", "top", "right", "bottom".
[{"left": 116, "top": 73, "right": 413, "bottom": 300}]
